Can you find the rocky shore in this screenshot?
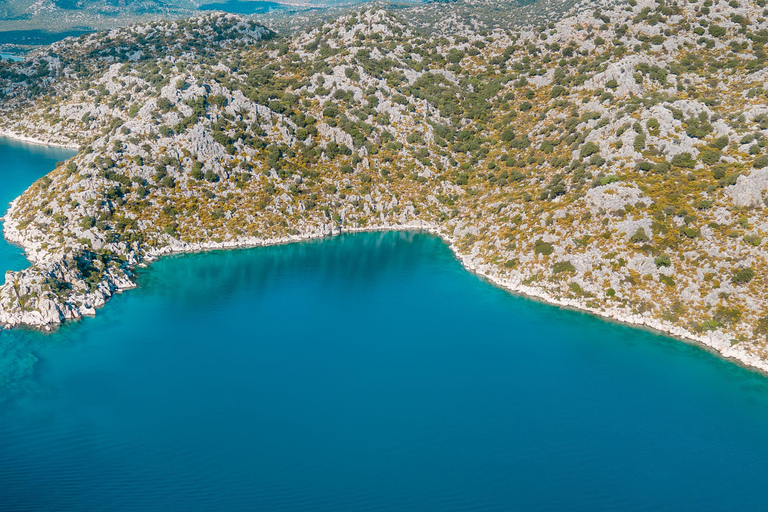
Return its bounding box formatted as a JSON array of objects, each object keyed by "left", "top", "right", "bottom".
[{"left": 4, "top": 172, "right": 763, "bottom": 375}]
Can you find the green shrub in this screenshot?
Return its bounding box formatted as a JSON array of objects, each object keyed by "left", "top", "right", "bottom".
[
  {"left": 712, "top": 136, "right": 729, "bottom": 150},
  {"left": 732, "top": 267, "right": 755, "bottom": 284},
  {"left": 659, "top": 274, "right": 676, "bottom": 287},
  {"left": 754, "top": 315, "right": 768, "bottom": 339},
  {"left": 630, "top": 227, "right": 649, "bottom": 243},
  {"left": 79, "top": 216, "right": 96, "bottom": 230},
  {"left": 681, "top": 227, "right": 698, "bottom": 238},
  {"left": 753, "top": 155, "right": 768, "bottom": 168},
  {"left": 190, "top": 161, "right": 204, "bottom": 180},
  {"left": 580, "top": 142, "right": 599, "bottom": 158},
  {"left": 708, "top": 25, "right": 726, "bottom": 38},
  {"left": 671, "top": 152, "right": 696, "bottom": 168},
  {"left": 700, "top": 150, "right": 721, "bottom": 165},
  {"left": 634, "top": 134, "right": 646, "bottom": 152},
  {"left": 713, "top": 307, "right": 741, "bottom": 326},
  {"left": 552, "top": 260, "right": 576, "bottom": 274},
  {"left": 654, "top": 254, "right": 671, "bottom": 267},
  {"left": 534, "top": 239, "right": 554, "bottom": 255},
  {"left": 647, "top": 118, "right": 660, "bottom": 135},
  {"left": 744, "top": 234, "right": 762, "bottom": 246}
]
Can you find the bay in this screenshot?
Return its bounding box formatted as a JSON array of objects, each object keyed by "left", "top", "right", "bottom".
[{"left": 1, "top": 143, "right": 768, "bottom": 511}]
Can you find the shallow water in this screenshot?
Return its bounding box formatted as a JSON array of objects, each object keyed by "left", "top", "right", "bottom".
[
  {"left": 1, "top": 144, "right": 768, "bottom": 510},
  {"left": 0, "top": 138, "right": 75, "bottom": 273}
]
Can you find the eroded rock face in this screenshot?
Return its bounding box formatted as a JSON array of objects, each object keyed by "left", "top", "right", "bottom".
[
  {"left": 0, "top": 253, "right": 135, "bottom": 329},
  {"left": 585, "top": 184, "right": 650, "bottom": 212},
  {"left": 728, "top": 169, "right": 768, "bottom": 208}
]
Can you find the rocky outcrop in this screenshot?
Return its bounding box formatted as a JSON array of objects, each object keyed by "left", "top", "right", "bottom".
[{"left": 728, "top": 169, "right": 768, "bottom": 208}]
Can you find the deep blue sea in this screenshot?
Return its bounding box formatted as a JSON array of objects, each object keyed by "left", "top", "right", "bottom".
[{"left": 2, "top": 140, "right": 768, "bottom": 511}]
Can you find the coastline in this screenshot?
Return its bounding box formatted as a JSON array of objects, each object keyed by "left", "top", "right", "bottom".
[
  {"left": 0, "top": 130, "right": 79, "bottom": 150},
  {"left": 141, "top": 220, "right": 768, "bottom": 377},
  {"left": 0, "top": 128, "right": 766, "bottom": 376}
]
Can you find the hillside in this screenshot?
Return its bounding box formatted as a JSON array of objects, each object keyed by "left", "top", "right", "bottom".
[{"left": 1, "top": 0, "right": 768, "bottom": 371}]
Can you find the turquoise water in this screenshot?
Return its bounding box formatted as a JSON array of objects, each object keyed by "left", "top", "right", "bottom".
[
  {"left": 0, "top": 138, "right": 75, "bottom": 273},
  {"left": 198, "top": 0, "right": 285, "bottom": 15},
  {"left": 0, "top": 53, "right": 23, "bottom": 62},
  {"left": 2, "top": 145, "right": 768, "bottom": 510}
]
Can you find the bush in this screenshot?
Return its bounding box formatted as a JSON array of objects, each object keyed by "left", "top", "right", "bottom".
[
  {"left": 634, "top": 134, "right": 646, "bottom": 152},
  {"left": 79, "top": 216, "right": 96, "bottom": 230},
  {"left": 630, "top": 227, "right": 649, "bottom": 243},
  {"left": 700, "top": 150, "right": 721, "bottom": 165},
  {"left": 753, "top": 155, "right": 768, "bottom": 168},
  {"left": 659, "top": 274, "right": 676, "bottom": 287},
  {"left": 744, "top": 234, "right": 762, "bottom": 246},
  {"left": 712, "top": 136, "right": 729, "bottom": 150},
  {"left": 550, "top": 86, "right": 566, "bottom": 98},
  {"left": 647, "top": 118, "right": 660, "bottom": 135},
  {"left": 732, "top": 267, "right": 755, "bottom": 284},
  {"left": 755, "top": 315, "right": 768, "bottom": 340},
  {"left": 581, "top": 142, "right": 599, "bottom": 158},
  {"left": 190, "top": 161, "right": 204, "bottom": 180},
  {"left": 654, "top": 254, "right": 671, "bottom": 267},
  {"left": 552, "top": 260, "right": 576, "bottom": 274},
  {"left": 671, "top": 152, "right": 696, "bottom": 168},
  {"left": 708, "top": 25, "right": 726, "bottom": 38},
  {"left": 712, "top": 164, "right": 727, "bottom": 179},
  {"left": 157, "top": 97, "right": 173, "bottom": 112},
  {"left": 685, "top": 117, "right": 713, "bottom": 138},
  {"left": 681, "top": 227, "right": 698, "bottom": 238},
  {"left": 534, "top": 239, "right": 554, "bottom": 255},
  {"left": 713, "top": 307, "right": 741, "bottom": 326}
]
